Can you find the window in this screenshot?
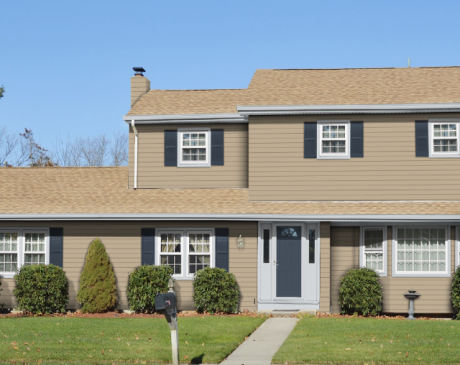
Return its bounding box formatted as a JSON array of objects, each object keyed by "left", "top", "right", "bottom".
[
  {"left": 429, "top": 119, "right": 460, "bottom": 158},
  {"left": 309, "top": 229, "right": 315, "bottom": 264},
  {"left": 263, "top": 229, "right": 270, "bottom": 264},
  {"left": 393, "top": 227, "right": 450, "bottom": 277},
  {"left": 178, "top": 128, "right": 210, "bottom": 167},
  {"left": 360, "top": 227, "right": 386, "bottom": 275},
  {"left": 317, "top": 120, "right": 350, "bottom": 159},
  {"left": 0, "top": 231, "right": 18, "bottom": 273},
  {"left": 156, "top": 229, "right": 214, "bottom": 279},
  {"left": 0, "top": 228, "right": 49, "bottom": 278}
]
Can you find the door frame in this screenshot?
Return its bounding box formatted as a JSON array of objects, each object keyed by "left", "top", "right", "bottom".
[{"left": 257, "top": 221, "right": 321, "bottom": 310}]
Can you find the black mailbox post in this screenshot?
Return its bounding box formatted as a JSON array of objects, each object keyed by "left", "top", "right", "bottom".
[{"left": 155, "top": 291, "right": 179, "bottom": 365}]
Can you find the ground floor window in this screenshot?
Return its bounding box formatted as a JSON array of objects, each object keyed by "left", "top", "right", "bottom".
[
  {"left": 156, "top": 229, "right": 214, "bottom": 279},
  {"left": 360, "top": 227, "right": 387, "bottom": 276},
  {"left": 0, "top": 228, "right": 49, "bottom": 277},
  {"left": 393, "top": 226, "right": 450, "bottom": 277}
]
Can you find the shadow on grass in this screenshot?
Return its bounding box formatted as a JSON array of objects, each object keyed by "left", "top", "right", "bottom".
[{"left": 191, "top": 353, "right": 204, "bottom": 364}]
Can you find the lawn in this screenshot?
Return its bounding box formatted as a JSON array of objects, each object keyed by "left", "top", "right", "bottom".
[
  {"left": 273, "top": 315, "right": 460, "bottom": 364},
  {"left": 0, "top": 315, "right": 265, "bottom": 364}
]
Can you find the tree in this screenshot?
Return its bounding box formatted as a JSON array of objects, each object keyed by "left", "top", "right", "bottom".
[
  {"left": 77, "top": 238, "right": 117, "bottom": 313},
  {"left": 0, "top": 85, "right": 4, "bottom": 99},
  {"left": 19, "top": 128, "right": 56, "bottom": 167}
]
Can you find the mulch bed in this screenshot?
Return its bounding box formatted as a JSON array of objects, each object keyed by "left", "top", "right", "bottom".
[{"left": 2, "top": 309, "right": 266, "bottom": 319}]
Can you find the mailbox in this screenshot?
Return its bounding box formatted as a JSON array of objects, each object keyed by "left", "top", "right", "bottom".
[{"left": 155, "top": 292, "right": 176, "bottom": 314}]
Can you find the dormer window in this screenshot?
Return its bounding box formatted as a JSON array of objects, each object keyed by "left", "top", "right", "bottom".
[{"left": 178, "top": 128, "right": 211, "bottom": 167}]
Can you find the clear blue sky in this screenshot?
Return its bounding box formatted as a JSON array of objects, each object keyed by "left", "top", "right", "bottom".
[{"left": 1, "top": 0, "right": 460, "bottom": 148}]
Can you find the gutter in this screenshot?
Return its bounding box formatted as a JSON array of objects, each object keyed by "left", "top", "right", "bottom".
[
  {"left": 1, "top": 213, "right": 460, "bottom": 222},
  {"left": 236, "top": 103, "right": 460, "bottom": 116},
  {"left": 131, "top": 120, "right": 138, "bottom": 189},
  {"left": 123, "top": 113, "right": 247, "bottom": 124}
]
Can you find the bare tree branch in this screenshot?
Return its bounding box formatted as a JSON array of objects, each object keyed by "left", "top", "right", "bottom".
[
  {"left": 110, "top": 131, "right": 128, "bottom": 166},
  {"left": 79, "top": 134, "right": 109, "bottom": 166},
  {"left": 0, "top": 127, "right": 17, "bottom": 165}
]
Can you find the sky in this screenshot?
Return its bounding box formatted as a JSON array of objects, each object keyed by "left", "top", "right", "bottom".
[{"left": 1, "top": 0, "right": 460, "bottom": 148}]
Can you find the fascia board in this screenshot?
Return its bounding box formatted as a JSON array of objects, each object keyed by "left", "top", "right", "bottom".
[
  {"left": 236, "top": 103, "right": 460, "bottom": 115},
  {"left": 0, "top": 213, "right": 460, "bottom": 222},
  {"left": 123, "top": 113, "right": 247, "bottom": 124}
]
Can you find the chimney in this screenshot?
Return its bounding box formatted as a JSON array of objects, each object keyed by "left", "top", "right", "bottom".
[{"left": 131, "top": 67, "right": 150, "bottom": 107}]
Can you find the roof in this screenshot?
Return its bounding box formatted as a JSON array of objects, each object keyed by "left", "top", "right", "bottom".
[
  {"left": 2, "top": 167, "right": 460, "bottom": 218},
  {"left": 127, "top": 67, "right": 460, "bottom": 116}
]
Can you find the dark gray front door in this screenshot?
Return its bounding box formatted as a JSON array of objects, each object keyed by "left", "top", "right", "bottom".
[{"left": 276, "top": 226, "right": 302, "bottom": 297}]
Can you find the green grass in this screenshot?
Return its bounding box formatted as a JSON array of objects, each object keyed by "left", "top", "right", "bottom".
[
  {"left": 0, "top": 316, "right": 265, "bottom": 364},
  {"left": 273, "top": 316, "right": 460, "bottom": 364}
]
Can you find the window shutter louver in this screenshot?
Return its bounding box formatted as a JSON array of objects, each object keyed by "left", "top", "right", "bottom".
[
  {"left": 141, "top": 228, "right": 155, "bottom": 265},
  {"left": 415, "top": 121, "right": 429, "bottom": 157},
  {"left": 304, "top": 122, "right": 317, "bottom": 158},
  {"left": 215, "top": 228, "right": 229, "bottom": 272},
  {"left": 350, "top": 121, "right": 364, "bottom": 158},
  {"left": 211, "top": 129, "right": 224, "bottom": 166},
  {"left": 49, "top": 227, "right": 63, "bottom": 268},
  {"left": 164, "top": 130, "right": 178, "bottom": 166}
]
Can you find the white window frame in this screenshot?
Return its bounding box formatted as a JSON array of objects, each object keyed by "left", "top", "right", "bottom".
[
  {"left": 392, "top": 225, "right": 451, "bottom": 277},
  {"left": 177, "top": 127, "right": 211, "bottom": 167},
  {"left": 317, "top": 120, "right": 350, "bottom": 159},
  {"left": 155, "top": 228, "right": 215, "bottom": 280},
  {"left": 0, "top": 228, "right": 49, "bottom": 278},
  {"left": 359, "top": 226, "right": 387, "bottom": 276},
  {"left": 428, "top": 118, "right": 460, "bottom": 158},
  {"left": 456, "top": 226, "right": 460, "bottom": 271}
]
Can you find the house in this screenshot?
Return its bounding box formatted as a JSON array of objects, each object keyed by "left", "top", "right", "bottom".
[{"left": 1, "top": 66, "right": 460, "bottom": 315}]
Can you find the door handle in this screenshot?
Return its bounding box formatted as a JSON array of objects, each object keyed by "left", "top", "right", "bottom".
[{"left": 274, "top": 260, "right": 278, "bottom": 267}]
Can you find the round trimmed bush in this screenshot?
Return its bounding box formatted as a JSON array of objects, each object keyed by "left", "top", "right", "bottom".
[
  {"left": 193, "top": 267, "right": 239, "bottom": 314},
  {"left": 13, "top": 264, "right": 68, "bottom": 314},
  {"left": 127, "top": 265, "right": 173, "bottom": 313},
  {"left": 77, "top": 238, "right": 117, "bottom": 313},
  {"left": 452, "top": 266, "right": 460, "bottom": 319},
  {"left": 338, "top": 268, "right": 382, "bottom": 316}
]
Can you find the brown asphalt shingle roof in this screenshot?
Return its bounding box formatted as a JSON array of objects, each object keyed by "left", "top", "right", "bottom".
[
  {"left": 1, "top": 167, "right": 460, "bottom": 216},
  {"left": 127, "top": 67, "right": 460, "bottom": 116}
]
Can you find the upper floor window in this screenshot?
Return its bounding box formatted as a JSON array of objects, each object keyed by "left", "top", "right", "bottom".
[
  {"left": 317, "top": 120, "right": 350, "bottom": 159},
  {"left": 429, "top": 119, "right": 460, "bottom": 158},
  {"left": 178, "top": 128, "right": 210, "bottom": 167}
]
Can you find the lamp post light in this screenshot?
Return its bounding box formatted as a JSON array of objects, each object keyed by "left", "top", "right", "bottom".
[{"left": 403, "top": 290, "right": 421, "bottom": 320}]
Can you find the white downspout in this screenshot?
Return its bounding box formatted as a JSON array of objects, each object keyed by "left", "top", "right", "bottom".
[{"left": 131, "top": 120, "right": 138, "bottom": 190}]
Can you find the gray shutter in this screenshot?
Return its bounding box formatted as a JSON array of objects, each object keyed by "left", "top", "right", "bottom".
[
  {"left": 215, "top": 228, "right": 229, "bottom": 272},
  {"left": 415, "top": 121, "right": 429, "bottom": 157},
  {"left": 141, "top": 228, "right": 155, "bottom": 265},
  {"left": 304, "top": 122, "right": 317, "bottom": 158},
  {"left": 350, "top": 121, "right": 364, "bottom": 158},
  {"left": 211, "top": 129, "right": 224, "bottom": 166},
  {"left": 164, "top": 130, "right": 177, "bottom": 166},
  {"left": 49, "top": 227, "right": 63, "bottom": 268}
]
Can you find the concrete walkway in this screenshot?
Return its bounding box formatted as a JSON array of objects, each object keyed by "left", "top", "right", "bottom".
[{"left": 220, "top": 317, "right": 298, "bottom": 365}]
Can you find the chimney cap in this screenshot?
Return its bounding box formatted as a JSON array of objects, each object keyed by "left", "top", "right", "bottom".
[{"left": 133, "top": 67, "right": 146, "bottom": 76}]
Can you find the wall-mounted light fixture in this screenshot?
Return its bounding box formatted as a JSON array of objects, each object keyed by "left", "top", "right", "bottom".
[{"left": 237, "top": 235, "right": 245, "bottom": 248}]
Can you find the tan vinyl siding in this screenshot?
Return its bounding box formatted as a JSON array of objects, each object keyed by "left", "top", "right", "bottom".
[
  {"left": 0, "top": 221, "right": 257, "bottom": 312},
  {"left": 248, "top": 113, "right": 460, "bottom": 201},
  {"left": 128, "top": 124, "right": 248, "bottom": 189},
  {"left": 330, "top": 227, "right": 360, "bottom": 313},
  {"left": 319, "top": 222, "right": 331, "bottom": 312},
  {"left": 329, "top": 225, "right": 456, "bottom": 315}
]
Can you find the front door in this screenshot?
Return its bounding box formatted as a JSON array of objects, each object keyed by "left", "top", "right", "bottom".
[{"left": 276, "top": 226, "right": 302, "bottom": 297}]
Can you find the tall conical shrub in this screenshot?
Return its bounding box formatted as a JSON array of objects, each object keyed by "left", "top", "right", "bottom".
[{"left": 77, "top": 238, "right": 117, "bottom": 313}]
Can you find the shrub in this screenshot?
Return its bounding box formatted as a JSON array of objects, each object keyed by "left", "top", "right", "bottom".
[
  {"left": 127, "top": 265, "right": 173, "bottom": 313},
  {"left": 13, "top": 264, "right": 68, "bottom": 314},
  {"left": 452, "top": 266, "right": 460, "bottom": 319},
  {"left": 338, "top": 268, "right": 383, "bottom": 316},
  {"left": 77, "top": 238, "right": 117, "bottom": 313},
  {"left": 193, "top": 267, "right": 239, "bottom": 314}
]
